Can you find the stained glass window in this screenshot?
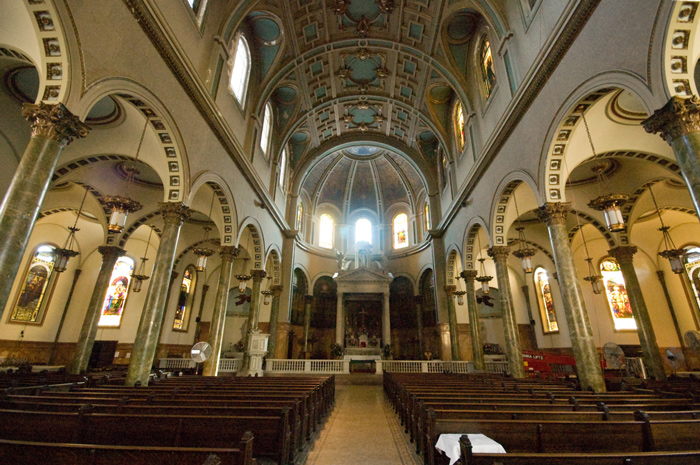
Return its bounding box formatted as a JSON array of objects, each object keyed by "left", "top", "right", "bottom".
[
  {"left": 600, "top": 259, "right": 637, "bottom": 330},
  {"left": 173, "top": 265, "right": 196, "bottom": 331},
  {"left": 455, "top": 101, "right": 466, "bottom": 151},
  {"left": 319, "top": 214, "right": 334, "bottom": 248},
  {"left": 534, "top": 267, "right": 558, "bottom": 333},
  {"left": 279, "top": 149, "right": 287, "bottom": 188},
  {"left": 424, "top": 203, "right": 430, "bottom": 232},
  {"left": 684, "top": 246, "right": 700, "bottom": 309},
  {"left": 230, "top": 35, "right": 251, "bottom": 105},
  {"left": 480, "top": 37, "right": 496, "bottom": 99},
  {"left": 9, "top": 245, "right": 57, "bottom": 324},
  {"left": 393, "top": 213, "right": 408, "bottom": 249},
  {"left": 260, "top": 102, "right": 272, "bottom": 156},
  {"left": 297, "top": 202, "right": 303, "bottom": 231},
  {"left": 98, "top": 257, "right": 134, "bottom": 327},
  {"left": 440, "top": 152, "right": 448, "bottom": 190},
  {"left": 356, "top": 218, "right": 372, "bottom": 244}
]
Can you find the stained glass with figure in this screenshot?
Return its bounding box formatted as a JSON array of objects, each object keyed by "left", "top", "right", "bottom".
[
  {"left": 297, "top": 202, "right": 303, "bottom": 231},
  {"left": 684, "top": 246, "right": 700, "bottom": 309},
  {"left": 98, "top": 257, "right": 134, "bottom": 327},
  {"left": 534, "top": 267, "right": 558, "bottom": 333},
  {"left": 173, "top": 265, "right": 196, "bottom": 331},
  {"left": 480, "top": 37, "right": 496, "bottom": 98},
  {"left": 601, "top": 259, "right": 636, "bottom": 330},
  {"left": 9, "top": 245, "right": 57, "bottom": 324},
  {"left": 393, "top": 213, "right": 408, "bottom": 249},
  {"left": 455, "top": 101, "right": 466, "bottom": 151},
  {"left": 424, "top": 203, "right": 430, "bottom": 232}
]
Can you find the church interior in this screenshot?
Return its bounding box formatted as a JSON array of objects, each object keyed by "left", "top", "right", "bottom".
[{"left": 2, "top": 0, "right": 700, "bottom": 463}]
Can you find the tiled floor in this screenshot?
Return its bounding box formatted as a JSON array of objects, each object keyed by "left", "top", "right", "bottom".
[{"left": 303, "top": 384, "right": 419, "bottom": 465}]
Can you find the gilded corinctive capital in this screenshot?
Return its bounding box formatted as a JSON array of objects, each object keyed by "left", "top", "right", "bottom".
[
  {"left": 270, "top": 284, "right": 283, "bottom": 296},
  {"left": 460, "top": 270, "right": 478, "bottom": 282},
  {"left": 218, "top": 246, "right": 239, "bottom": 261},
  {"left": 159, "top": 202, "right": 191, "bottom": 225},
  {"left": 643, "top": 95, "right": 700, "bottom": 143},
  {"left": 537, "top": 202, "right": 572, "bottom": 226},
  {"left": 487, "top": 246, "right": 510, "bottom": 262},
  {"left": 444, "top": 285, "right": 456, "bottom": 295},
  {"left": 97, "top": 245, "right": 126, "bottom": 261},
  {"left": 250, "top": 269, "right": 267, "bottom": 280},
  {"left": 22, "top": 102, "right": 90, "bottom": 147},
  {"left": 608, "top": 245, "right": 638, "bottom": 264}
]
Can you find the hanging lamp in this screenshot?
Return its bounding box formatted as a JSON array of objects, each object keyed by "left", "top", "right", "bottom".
[
  {"left": 191, "top": 191, "right": 216, "bottom": 272},
  {"left": 261, "top": 277, "right": 273, "bottom": 305},
  {"left": 649, "top": 184, "right": 685, "bottom": 274},
  {"left": 54, "top": 186, "right": 89, "bottom": 273},
  {"left": 474, "top": 234, "right": 492, "bottom": 293},
  {"left": 235, "top": 232, "right": 252, "bottom": 292},
  {"left": 578, "top": 224, "right": 603, "bottom": 294},
  {"left": 131, "top": 226, "right": 154, "bottom": 293},
  {"left": 453, "top": 276, "right": 466, "bottom": 305},
  {"left": 511, "top": 196, "right": 536, "bottom": 273}
]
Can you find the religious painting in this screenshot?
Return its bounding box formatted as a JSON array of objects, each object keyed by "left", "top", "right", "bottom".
[
  {"left": 393, "top": 213, "right": 408, "bottom": 249},
  {"left": 480, "top": 37, "right": 496, "bottom": 99},
  {"left": 98, "top": 257, "right": 134, "bottom": 327},
  {"left": 454, "top": 101, "right": 466, "bottom": 151},
  {"left": 226, "top": 286, "right": 252, "bottom": 317},
  {"left": 600, "top": 259, "right": 637, "bottom": 330},
  {"left": 684, "top": 246, "right": 700, "bottom": 310},
  {"left": 534, "top": 267, "right": 559, "bottom": 333},
  {"left": 296, "top": 202, "right": 303, "bottom": 231},
  {"left": 173, "top": 265, "right": 196, "bottom": 331},
  {"left": 476, "top": 286, "right": 502, "bottom": 318},
  {"left": 9, "top": 245, "right": 57, "bottom": 325}
]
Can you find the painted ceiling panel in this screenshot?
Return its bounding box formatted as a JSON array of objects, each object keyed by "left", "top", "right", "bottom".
[
  {"left": 349, "top": 161, "right": 378, "bottom": 213},
  {"left": 374, "top": 156, "right": 409, "bottom": 207},
  {"left": 318, "top": 155, "right": 352, "bottom": 210},
  {"left": 388, "top": 152, "right": 425, "bottom": 197}
]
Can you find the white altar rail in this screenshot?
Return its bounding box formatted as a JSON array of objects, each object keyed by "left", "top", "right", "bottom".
[
  {"left": 265, "top": 359, "right": 350, "bottom": 374},
  {"left": 484, "top": 361, "right": 510, "bottom": 375},
  {"left": 158, "top": 358, "right": 242, "bottom": 373},
  {"left": 377, "top": 360, "right": 475, "bottom": 374}
]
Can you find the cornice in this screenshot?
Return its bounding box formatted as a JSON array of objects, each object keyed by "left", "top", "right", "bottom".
[
  {"left": 436, "top": 0, "right": 602, "bottom": 232},
  {"left": 122, "top": 0, "right": 288, "bottom": 230}
]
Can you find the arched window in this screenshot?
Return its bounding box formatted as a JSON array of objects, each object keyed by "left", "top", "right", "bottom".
[
  {"left": 319, "top": 214, "right": 334, "bottom": 248},
  {"left": 356, "top": 218, "right": 372, "bottom": 244},
  {"left": 9, "top": 244, "right": 57, "bottom": 324},
  {"left": 480, "top": 36, "right": 496, "bottom": 99},
  {"left": 684, "top": 245, "right": 700, "bottom": 309},
  {"left": 229, "top": 35, "right": 251, "bottom": 105},
  {"left": 260, "top": 102, "right": 272, "bottom": 157},
  {"left": 296, "top": 202, "right": 303, "bottom": 231},
  {"left": 600, "top": 258, "right": 636, "bottom": 331},
  {"left": 173, "top": 265, "right": 197, "bottom": 331},
  {"left": 454, "top": 101, "right": 466, "bottom": 151},
  {"left": 533, "top": 267, "right": 558, "bottom": 333},
  {"left": 424, "top": 202, "right": 430, "bottom": 232},
  {"left": 393, "top": 213, "right": 408, "bottom": 249},
  {"left": 187, "top": 0, "right": 207, "bottom": 18},
  {"left": 98, "top": 257, "right": 135, "bottom": 327},
  {"left": 278, "top": 149, "right": 287, "bottom": 188}
]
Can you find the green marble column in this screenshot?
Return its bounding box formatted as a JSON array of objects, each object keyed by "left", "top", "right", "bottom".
[
  {"left": 0, "top": 103, "right": 88, "bottom": 317},
  {"left": 643, "top": 96, "right": 700, "bottom": 218},
  {"left": 242, "top": 269, "right": 267, "bottom": 373},
  {"left": 202, "top": 246, "right": 238, "bottom": 376},
  {"left": 487, "top": 246, "right": 525, "bottom": 378},
  {"left": 609, "top": 246, "right": 667, "bottom": 381},
  {"left": 266, "top": 285, "right": 283, "bottom": 358},
  {"left": 70, "top": 247, "right": 125, "bottom": 374},
  {"left": 461, "top": 270, "right": 485, "bottom": 370},
  {"left": 302, "top": 295, "right": 314, "bottom": 357},
  {"left": 445, "top": 286, "right": 461, "bottom": 360},
  {"left": 49, "top": 269, "right": 82, "bottom": 365},
  {"left": 413, "top": 295, "right": 424, "bottom": 359},
  {"left": 126, "top": 203, "right": 190, "bottom": 386},
  {"left": 537, "top": 203, "right": 605, "bottom": 392}
]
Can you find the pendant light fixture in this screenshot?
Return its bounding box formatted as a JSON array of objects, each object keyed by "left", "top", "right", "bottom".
[
  {"left": 578, "top": 222, "right": 603, "bottom": 294},
  {"left": 261, "top": 276, "right": 273, "bottom": 305},
  {"left": 105, "top": 119, "right": 146, "bottom": 233},
  {"left": 192, "top": 191, "right": 216, "bottom": 272},
  {"left": 511, "top": 195, "right": 536, "bottom": 273},
  {"left": 649, "top": 184, "right": 685, "bottom": 274},
  {"left": 54, "top": 186, "right": 89, "bottom": 273},
  {"left": 453, "top": 276, "right": 466, "bottom": 305},
  {"left": 581, "top": 109, "right": 628, "bottom": 232},
  {"left": 235, "top": 232, "right": 252, "bottom": 292},
  {"left": 475, "top": 234, "right": 492, "bottom": 293},
  {"left": 131, "top": 225, "right": 154, "bottom": 293}
]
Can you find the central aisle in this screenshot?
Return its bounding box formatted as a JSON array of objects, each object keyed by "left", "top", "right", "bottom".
[{"left": 304, "top": 384, "right": 418, "bottom": 465}]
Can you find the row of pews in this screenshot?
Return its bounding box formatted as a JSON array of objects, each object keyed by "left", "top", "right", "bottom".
[
  {"left": 0, "top": 373, "right": 335, "bottom": 465},
  {"left": 384, "top": 373, "right": 700, "bottom": 465}
]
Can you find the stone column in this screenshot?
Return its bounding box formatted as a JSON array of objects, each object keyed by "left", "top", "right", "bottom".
[
  {"left": 302, "top": 295, "right": 314, "bottom": 357},
  {"left": 656, "top": 271, "right": 686, "bottom": 350},
  {"left": 383, "top": 291, "right": 391, "bottom": 347},
  {"left": 0, "top": 103, "right": 89, "bottom": 317},
  {"left": 126, "top": 203, "right": 190, "bottom": 386},
  {"left": 70, "top": 246, "right": 125, "bottom": 374},
  {"left": 461, "top": 270, "right": 484, "bottom": 370},
  {"left": 487, "top": 246, "right": 525, "bottom": 378},
  {"left": 49, "top": 269, "right": 82, "bottom": 365},
  {"left": 266, "top": 285, "right": 283, "bottom": 359},
  {"left": 537, "top": 203, "right": 605, "bottom": 392},
  {"left": 202, "top": 247, "right": 238, "bottom": 377},
  {"left": 242, "top": 269, "right": 266, "bottom": 372},
  {"left": 608, "top": 246, "right": 667, "bottom": 381},
  {"left": 413, "top": 295, "right": 424, "bottom": 358},
  {"left": 194, "top": 284, "right": 210, "bottom": 342},
  {"left": 643, "top": 96, "right": 700, "bottom": 218},
  {"left": 444, "top": 285, "right": 461, "bottom": 360},
  {"left": 680, "top": 272, "right": 700, "bottom": 329},
  {"left": 336, "top": 292, "right": 344, "bottom": 345}
]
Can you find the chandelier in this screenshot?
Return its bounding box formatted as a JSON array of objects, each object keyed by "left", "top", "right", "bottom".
[
  {"left": 54, "top": 186, "right": 89, "bottom": 273},
  {"left": 192, "top": 191, "right": 216, "bottom": 272},
  {"left": 649, "top": 184, "right": 685, "bottom": 274},
  {"left": 131, "top": 225, "right": 154, "bottom": 293}
]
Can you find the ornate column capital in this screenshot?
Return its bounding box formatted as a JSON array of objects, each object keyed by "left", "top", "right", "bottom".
[
  {"left": 270, "top": 284, "right": 283, "bottom": 296},
  {"left": 97, "top": 245, "right": 126, "bottom": 261},
  {"left": 444, "top": 285, "right": 456, "bottom": 295},
  {"left": 487, "top": 246, "right": 510, "bottom": 262},
  {"left": 250, "top": 269, "right": 267, "bottom": 281},
  {"left": 218, "top": 246, "right": 239, "bottom": 262},
  {"left": 643, "top": 95, "right": 700, "bottom": 144},
  {"left": 159, "top": 202, "right": 191, "bottom": 225},
  {"left": 22, "top": 102, "right": 89, "bottom": 147},
  {"left": 608, "top": 245, "right": 638, "bottom": 264},
  {"left": 460, "top": 270, "right": 478, "bottom": 282},
  {"left": 537, "top": 202, "right": 572, "bottom": 226}
]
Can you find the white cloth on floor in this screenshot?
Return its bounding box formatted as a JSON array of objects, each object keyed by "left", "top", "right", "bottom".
[{"left": 435, "top": 433, "right": 506, "bottom": 465}]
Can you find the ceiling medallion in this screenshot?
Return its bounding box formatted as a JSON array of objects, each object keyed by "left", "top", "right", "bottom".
[
  {"left": 329, "top": 0, "right": 394, "bottom": 37},
  {"left": 343, "top": 99, "right": 386, "bottom": 132},
  {"left": 337, "top": 46, "right": 391, "bottom": 94}
]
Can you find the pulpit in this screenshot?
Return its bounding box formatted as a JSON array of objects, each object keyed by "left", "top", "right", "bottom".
[{"left": 246, "top": 330, "right": 269, "bottom": 377}]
